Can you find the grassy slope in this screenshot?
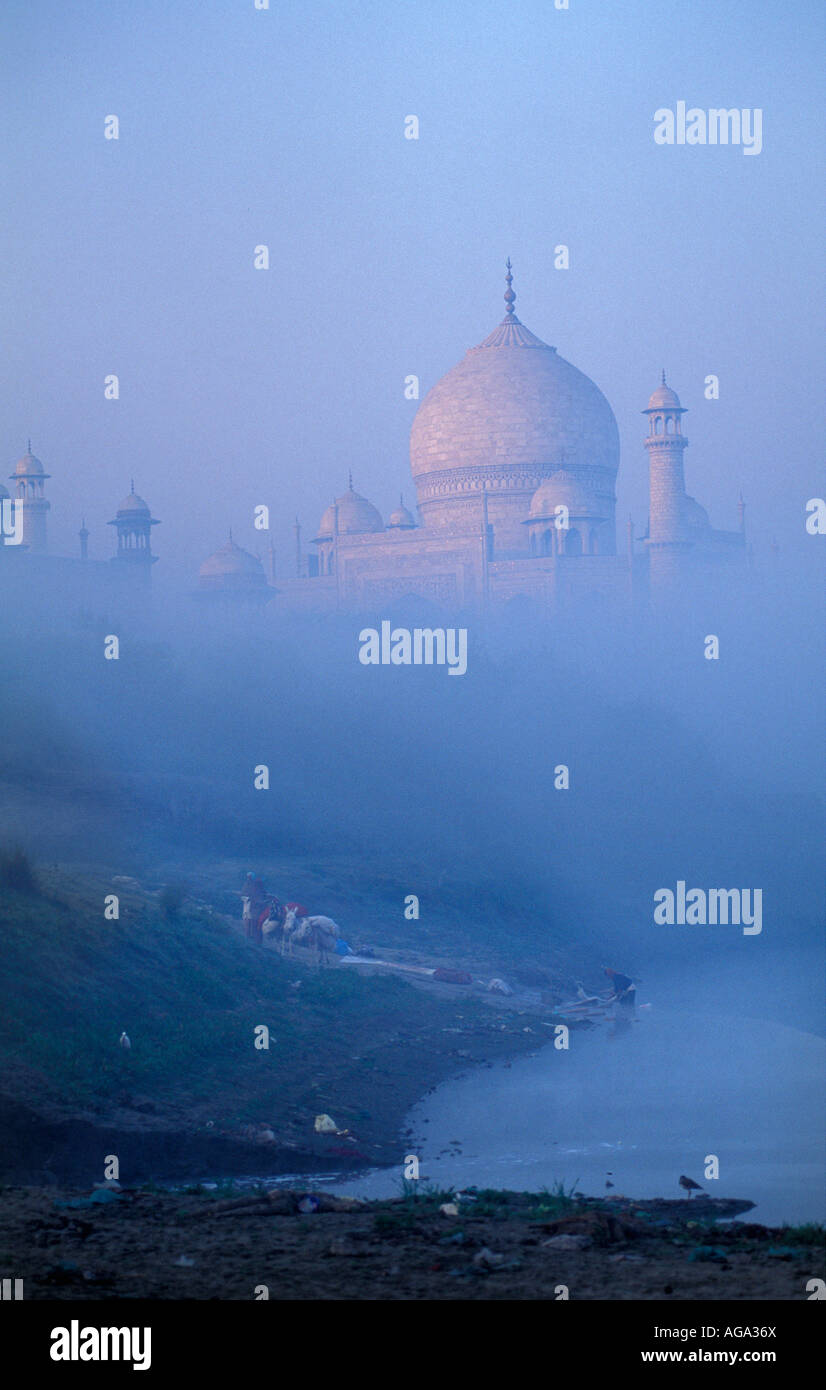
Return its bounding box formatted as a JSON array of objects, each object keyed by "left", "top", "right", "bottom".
[{"left": 0, "top": 865, "right": 537, "bottom": 1159}]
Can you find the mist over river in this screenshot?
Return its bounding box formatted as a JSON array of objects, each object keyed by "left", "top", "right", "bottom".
[{"left": 325, "top": 971, "right": 825, "bottom": 1229}]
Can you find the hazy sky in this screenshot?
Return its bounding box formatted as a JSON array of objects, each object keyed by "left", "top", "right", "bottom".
[{"left": 2, "top": 0, "right": 823, "bottom": 579}]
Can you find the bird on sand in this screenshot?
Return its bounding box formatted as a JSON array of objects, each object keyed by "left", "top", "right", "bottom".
[
  {"left": 119, "top": 1031, "right": 131, "bottom": 1051},
  {"left": 679, "top": 1175, "right": 703, "bottom": 1198}
]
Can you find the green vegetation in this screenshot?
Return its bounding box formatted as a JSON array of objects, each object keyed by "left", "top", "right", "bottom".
[
  {"left": 776, "top": 1224, "right": 825, "bottom": 1248},
  {"left": 460, "top": 1182, "right": 581, "bottom": 1221},
  {"left": 374, "top": 1181, "right": 582, "bottom": 1231},
  {"left": 0, "top": 862, "right": 469, "bottom": 1143}
]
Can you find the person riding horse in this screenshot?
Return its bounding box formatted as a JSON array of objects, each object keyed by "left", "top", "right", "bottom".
[{"left": 242, "top": 873, "right": 283, "bottom": 944}]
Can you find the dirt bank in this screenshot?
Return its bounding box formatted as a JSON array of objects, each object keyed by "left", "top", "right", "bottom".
[{"left": 2, "top": 1185, "right": 820, "bottom": 1301}]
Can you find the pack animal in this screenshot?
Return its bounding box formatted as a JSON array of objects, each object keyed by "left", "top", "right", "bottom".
[
  {"left": 262, "top": 901, "right": 308, "bottom": 956},
  {"left": 282, "top": 908, "right": 341, "bottom": 965}
]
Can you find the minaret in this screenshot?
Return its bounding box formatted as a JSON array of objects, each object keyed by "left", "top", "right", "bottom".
[
  {"left": 79, "top": 518, "right": 89, "bottom": 560},
  {"left": 643, "top": 372, "right": 690, "bottom": 592},
  {"left": 108, "top": 481, "right": 160, "bottom": 584},
  {"left": 9, "top": 442, "right": 50, "bottom": 553},
  {"left": 294, "top": 517, "right": 302, "bottom": 576}
]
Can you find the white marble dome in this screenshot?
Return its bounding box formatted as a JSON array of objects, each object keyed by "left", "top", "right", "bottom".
[
  {"left": 12, "top": 448, "right": 48, "bottom": 478},
  {"left": 528, "top": 468, "right": 609, "bottom": 521},
  {"left": 646, "top": 378, "right": 683, "bottom": 412},
  {"left": 115, "top": 491, "right": 151, "bottom": 516},
  {"left": 409, "top": 274, "right": 619, "bottom": 552},
  {"left": 317, "top": 487, "right": 383, "bottom": 539},
  {"left": 199, "top": 536, "right": 266, "bottom": 588},
  {"left": 387, "top": 497, "right": 416, "bottom": 529}
]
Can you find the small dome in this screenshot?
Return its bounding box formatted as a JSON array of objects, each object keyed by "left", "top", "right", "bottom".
[
  {"left": 317, "top": 487, "right": 383, "bottom": 539},
  {"left": 682, "top": 495, "right": 710, "bottom": 531},
  {"left": 387, "top": 497, "right": 416, "bottom": 529},
  {"left": 115, "top": 492, "right": 151, "bottom": 516},
  {"left": 645, "top": 375, "right": 683, "bottom": 412},
  {"left": 198, "top": 537, "right": 267, "bottom": 587},
  {"left": 12, "top": 448, "right": 48, "bottom": 478},
  {"left": 528, "top": 469, "right": 608, "bottom": 521},
  {"left": 108, "top": 485, "right": 159, "bottom": 530}
]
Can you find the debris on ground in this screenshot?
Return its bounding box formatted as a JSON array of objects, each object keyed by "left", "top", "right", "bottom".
[
  {"left": 3, "top": 1186, "right": 814, "bottom": 1300},
  {"left": 542, "top": 1233, "right": 592, "bottom": 1251},
  {"left": 473, "top": 1247, "right": 505, "bottom": 1269},
  {"left": 55, "top": 1189, "right": 125, "bottom": 1209}
]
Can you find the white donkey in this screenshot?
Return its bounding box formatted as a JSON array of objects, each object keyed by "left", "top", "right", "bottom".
[
  {"left": 261, "top": 904, "right": 296, "bottom": 955},
  {"left": 282, "top": 907, "right": 341, "bottom": 965}
]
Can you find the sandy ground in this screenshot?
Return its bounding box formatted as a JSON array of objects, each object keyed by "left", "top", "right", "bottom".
[{"left": 2, "top": 1187, "right": 820, "bottom": 1301}]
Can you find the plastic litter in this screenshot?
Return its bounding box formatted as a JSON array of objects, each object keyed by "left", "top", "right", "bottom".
[
  {"left": 687, "top": 1245, "right": 728, "bottom": 1262},
  {"left": 473, "top": 1247, "right": 505, "bottom": 1268},
  {"left": 56, "top": 1188, "right": 124, "bottom": 1209}
]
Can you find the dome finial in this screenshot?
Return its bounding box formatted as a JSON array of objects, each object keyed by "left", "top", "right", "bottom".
[
  {"left": 228, "top": 526, "right": 233, "bottom": 543},
  {"left": 27, "top": 438, "right": 31, "bottom": 454},
  {"left": 661, "top": 368, "right": 666, "bottom": 386},
  {"left": 130, "top": 478, "right": 135, "bottom": 494},
  {"left": 348, "top": 469, "right": 353, "bottom": 491},
  {"left": 504, "top": 257, "right": 516, "bottom": 317}
]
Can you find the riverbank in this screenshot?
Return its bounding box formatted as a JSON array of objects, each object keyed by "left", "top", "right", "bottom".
[
  {"left": 0, "top": 860, "right": 574, "bottom": 1185},
  {"left": 2, "top": 1184, "right": 821, "bottom": 1301}
]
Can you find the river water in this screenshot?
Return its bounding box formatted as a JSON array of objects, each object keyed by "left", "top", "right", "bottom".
[{"left": 325, "top": 1002, "right": 825, "bottom": 1228}]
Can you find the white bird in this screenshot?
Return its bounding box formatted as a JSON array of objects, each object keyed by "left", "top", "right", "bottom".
[{"left": 119, "top": 1031, "right": 131, "bottom": 1051}]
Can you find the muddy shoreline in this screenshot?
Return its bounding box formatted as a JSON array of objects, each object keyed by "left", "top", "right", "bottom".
[{"left": 2, "top": 1185, "right": 820, "bottom": 1301}]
